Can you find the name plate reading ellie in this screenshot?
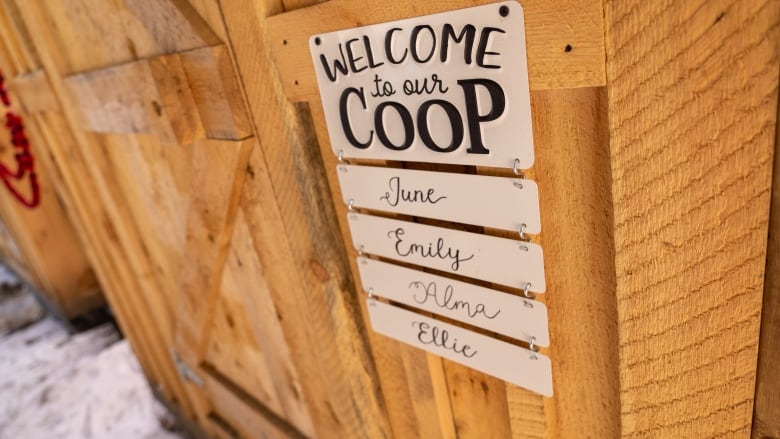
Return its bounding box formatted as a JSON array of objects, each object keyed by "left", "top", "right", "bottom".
[
  {"left": 338, "top": 165, "right": 541, "bottom": 232},
  {"left": 368, "top": 299, "right": 553, "bottom": 396},
  {"left": 358, "top": 257, "right": 549, "bottom": 345},
  {"left": 348, "top": 213, "right": 546, "bottom": 292},
  {"left": 310, "top": 1, "right": 534, "bottom": 169}
]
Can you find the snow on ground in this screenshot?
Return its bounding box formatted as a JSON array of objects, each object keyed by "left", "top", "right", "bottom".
[{"left": 0, "top": 268, "right": 184, "bottom": 439}]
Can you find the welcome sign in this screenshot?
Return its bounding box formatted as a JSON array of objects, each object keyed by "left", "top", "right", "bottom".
[
  {"left": 309, "top": 2, "right": 552, "bottom": 397},
  {"left": 309, "top": 1, "right": 534, "bottom": 168}
]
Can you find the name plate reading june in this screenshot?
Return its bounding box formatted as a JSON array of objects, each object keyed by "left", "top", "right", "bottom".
[
  {"left": 338, "top": 164, "right": 541, "bottom": 232},
  {"left": 368, "top": 299, "right": 553, "bottom": 396},
  {"left": 358, "top": 257, "right": 549, "bottom": 345},
  {"left": 348, "top": 213, "right": 546, "bottom": 292},
  {"left": 310, "top": 1, "right": 534, "bottom": 168}
]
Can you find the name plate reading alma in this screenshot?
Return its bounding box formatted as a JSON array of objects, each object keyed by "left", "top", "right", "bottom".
[
  {"left": 310, "top": 1, "right": 534, "bottom": 168},
  {"left": 348, "top": 212, "right": 546, "bottom": 292},
  {"left": 368, "top": 299, "right": 553, "bottom": 396},
  {"left": 338, "top": 164, "right": 541, "bottom": 232},
  {"left": 358, "top": 257, "right": 549, "bottom": 345}
]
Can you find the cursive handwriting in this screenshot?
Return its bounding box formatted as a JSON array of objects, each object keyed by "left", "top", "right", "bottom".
[
  {"left": 387, "top": 228, "right": 474, "bottom": 271},
  {"left": 412, "top": 321, "right": 477, "bottom": 358},
  {"left": 379, "top": 176, "right": 447, "bottom": 207},
  {"left": 410, "top": 281, "right": 500, "bottom": 319}
]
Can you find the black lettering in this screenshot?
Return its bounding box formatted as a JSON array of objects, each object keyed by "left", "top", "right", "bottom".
[
  {"left": 457, "top": 79, "right": 506, "bottom": 155},
  {"left": 363, "top": 36, "right": 385, "bottom": 68},
  {"left": 339, "top": 87, "right": 373, "bottom": 148},
  {"left": 345, "top": 38, "right": 367, "bottom": 73},
  {"left": 476, "top": 27, "right": 506, "bottom": 69},
  {"left": 375, "top": 102, "right": 414, "bottom": 151},
  {"left": 385, "top": 28, "right": 408, "bottom": 64},
  {"left": 417, "top": 99, "right": 464, "bottom": 153},
  {"left": 319, "top": 45, "right": 349, "bottom": 82},
  {"left": 440, "top": 24, "right": 476, "bottom": 64},
  {"left": 410, "top": 25, "right": 436, "bottom": 63}
]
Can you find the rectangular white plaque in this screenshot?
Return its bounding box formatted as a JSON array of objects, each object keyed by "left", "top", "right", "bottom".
[
  {"left": 358, "top": 257, "right": 549, "bottom": 345},
  {"left": 367, "top": 299, "right": 553, "bottom": 396},
  {"left": 338, "top": 164, "right": 541, "bottom": 233},
  {"left": 347, "top": 212, "right": 545, "bottom": 292},
  {"left": 310, "top": 1, "right": 534, "bottom": 169}
]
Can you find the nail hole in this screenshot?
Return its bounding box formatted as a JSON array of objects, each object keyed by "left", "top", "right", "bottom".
[
  {"left": 314, "top": 37, "right": 321, "bottom": 45},
  {"left": 294, "top": 80, "right": 299, "bottom": 85},
  {"left": 499, "top": 5, "right": 509, "bottom": 17},
  {"left": 564, "top": 44, "right": 573, "bottom": 52},
  {"left": 283, "top": 39, "right": 287, "bottom": 45}
]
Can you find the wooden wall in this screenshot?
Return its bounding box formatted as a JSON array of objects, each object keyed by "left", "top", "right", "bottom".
[
  {"left": 0, "top": 0, "right": 777, "bottom": 437},
  {"left": 0, "top": 1, "right": 100, "bottom": 319}
]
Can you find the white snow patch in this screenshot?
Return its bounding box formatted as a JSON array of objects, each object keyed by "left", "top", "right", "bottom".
[{"left": 0, "top": 318, "right": 183, "bottom": 439}]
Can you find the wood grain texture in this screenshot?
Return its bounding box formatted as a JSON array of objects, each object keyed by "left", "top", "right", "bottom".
[
  {"left": 27, "top": 0, "right": 220, "bottom": 74},
  {"left": 531, "top": 87, "right": 619, "bottom": 438},
  {"left": 179, "top": 46, "right": 252, "bottom": 140},
  {"left": 605, "top": 0, "right": 780, "bottom": 436},
  {"left": 206, "top": 211, "right": 316, "bottom": 437},
  {"left": 0, "top": 3, "right": 102, "bottom": 319},
  {"left": 266, "top": 0, "right": 606, "bottom": 101},
  {"left": 63, "top": 56, "right": 204, "bottom": 145},
  {"left": 175, "top": 137, "right": 253, "bottom": 365},
  {"left": 752, "top": 85, "right": 780, "bottom": 439},
  {"left": 8, "top": 70, "right": 59, "bottom": 113},
  {"left": 217, "top": 0, "right": 394, "bottom": 437}
]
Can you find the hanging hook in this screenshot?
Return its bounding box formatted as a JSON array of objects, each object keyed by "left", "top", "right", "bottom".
[
  {"left": 523, "top": 282, "right": 535, "bottom": 299},
  {"left": 512, "top": 158, "right": 525, "bottom": 178}
]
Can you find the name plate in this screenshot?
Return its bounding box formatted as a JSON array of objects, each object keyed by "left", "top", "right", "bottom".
[
  {"left": 310, "top": 1, "right": 534, "bottom": 169},
  {"left": 338, "top": 164, "right": 541, "bottom": 232},
  {"left": 368, "top": 299, "right": 553, "bottom": 396},
  {"left": 358, "top": 257, "right": 549, "bottom": 345},
  {"left": 347, "top": 213, "right": 546, "bottom": 292}
]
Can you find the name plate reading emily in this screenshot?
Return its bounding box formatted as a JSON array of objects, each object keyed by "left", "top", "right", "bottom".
[
  {"left": 348, "top": 212, "right": 546, "bottom": 292},
  {"left": 310, "top": 1, "right": 534, "bottom": 168},
  {"left": 358, "top": 257, "right": 549, "bottom": 345},
  {"left": 368, "top": 299, "right": 553, "bottom": 396},
  {"left": 338, "top": 164, "right": 541, "bottom": 232}
]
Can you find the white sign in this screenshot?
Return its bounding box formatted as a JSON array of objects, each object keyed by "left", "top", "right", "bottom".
[
  {"left": 338, "top": 164, "right": 541, "bottom": 232},
  {"left": 368, "top": 298, "right": 553, "bottom": 396},
  {"left": 310, "top": 1, "right": 534, "bottom": 169},
  {"left": 347, "top": 212, "right": 546, "bottom": 292},
  {"left": 358, "top": 257, "right": 549, "bottom": 345}
]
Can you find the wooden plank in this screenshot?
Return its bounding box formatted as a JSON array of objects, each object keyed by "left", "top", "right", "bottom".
[
  {"left": 203, "top": 366, "right": 308, "bottom": 439},
  {"left": 28, "top": 0, "right": 220, "bottom": 74},
  {"left": 7, "top": 70, "right": 59, "bottom": 113},
  {"left": 206, "top": 211, "right": 316, "bottom": 437},
  {"left": 217, "top": 0, "right": 399, "bottom": 437},
  {"left": 179, "top": 45, "right": 252, "bottom": 140},
  {"left": 752, "top": 85, "right": 780, "bottom": 439},
  {"left": 175, "top": 137, "right": 253, "bottom": 365},
  {"left": 266, "top": 0, "right": 606, "bottom": 102},
  {"left": 528, "top": 87, "right": 618, "bottom": 438},
  {"left": 63, "top": 56, "right": 204, "bottom": 145},
  {"left": 605, "top": 0, "right": 779, "bottom": 436}
]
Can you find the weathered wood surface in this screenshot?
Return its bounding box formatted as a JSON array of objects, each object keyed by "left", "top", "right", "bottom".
[
  {"left": 605, "top": 0, "right": 779, "bottom": 437},
  {"left": 0, "top": 1, "right": 101, "bottom": 319}
]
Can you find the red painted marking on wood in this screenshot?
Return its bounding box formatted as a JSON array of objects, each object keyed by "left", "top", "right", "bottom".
[{"left": 0, "top": 71, "right": 40, "bottom": 208}]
